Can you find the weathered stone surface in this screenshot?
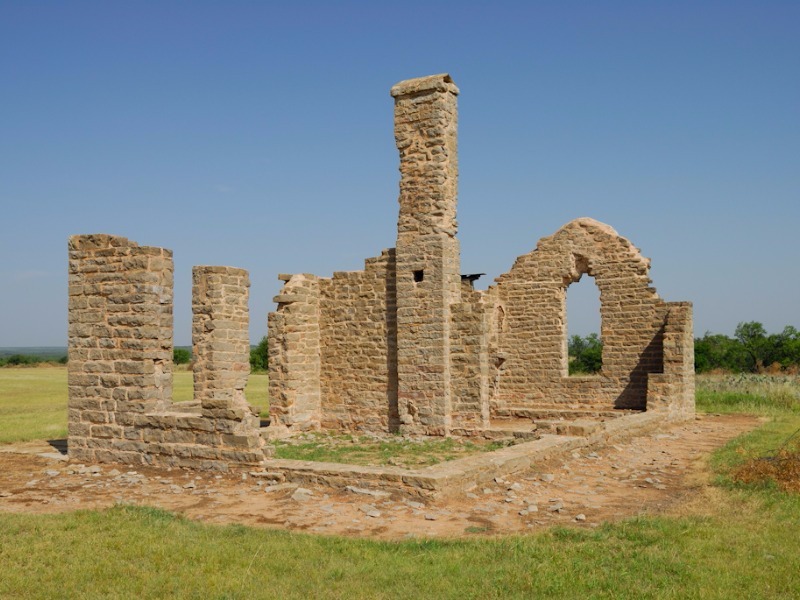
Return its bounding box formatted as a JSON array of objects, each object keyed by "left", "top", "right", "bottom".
[{"left": 67, "top": 236, "right": 268, "bottom": 470}]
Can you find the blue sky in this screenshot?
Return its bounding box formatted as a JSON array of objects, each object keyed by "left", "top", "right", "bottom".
[{"left": 1, "top": 1, "right": 797, "bottom": 346}]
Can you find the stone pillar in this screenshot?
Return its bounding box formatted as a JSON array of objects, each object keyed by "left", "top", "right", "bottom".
[
  {"left": 192, "top": 266, "right": 251, "bottom": 412},
  {"left": 662, "top": 302, "right": 695, "bottom": 418},
  {"left": 267, "top": 274, "right": 322, "bottom": 436},
  {"left": 67, "top": 234, "right": 173, "bottom": 461},
  {"left": 391, "top": 74, "right": 461, "bottom": 435}
]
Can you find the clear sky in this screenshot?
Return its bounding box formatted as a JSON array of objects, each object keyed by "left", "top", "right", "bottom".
[{"left": 1, "top": 1, "right": 797, "bottom": 347}]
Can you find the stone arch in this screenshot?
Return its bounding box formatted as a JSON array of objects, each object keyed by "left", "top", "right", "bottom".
[{"left": 490, "top": 218, "right": 666, "bottom": 411}]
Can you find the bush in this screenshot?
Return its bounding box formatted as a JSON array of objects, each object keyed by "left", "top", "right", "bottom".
[
  {"left": 250, "top": 336, "right": 268, "bottom": 372},
  {"left": 4, "top": 354, "right": 38, "bottom": 366},
  {"left": 173, "top": 348, "right": 191, "bottom": 365}
]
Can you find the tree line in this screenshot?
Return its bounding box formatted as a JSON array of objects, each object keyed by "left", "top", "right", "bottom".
[
  {"left": 569, "top": 322, "right": 800, "bottom": 375},
  {"left": 694, "top": 322, "right": 800, "bottom": 373},
  {"left": 5, "top": 326, "right": 799, "bottom": 375}
]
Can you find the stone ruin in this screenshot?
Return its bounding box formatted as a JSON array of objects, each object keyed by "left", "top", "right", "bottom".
[
  {"left": 266, "top": 73, "right": 694, "bottom": 441},
  {"left": 67, "top": 238, "right": 268, "bottom": 469},
  {"left": 67, "top": 73, "right": 694, "bottom": 486}
]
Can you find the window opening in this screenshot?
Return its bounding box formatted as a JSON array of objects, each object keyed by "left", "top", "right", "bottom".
[{"left": 566, "top": 274, "right": 602, "bottom": 375}]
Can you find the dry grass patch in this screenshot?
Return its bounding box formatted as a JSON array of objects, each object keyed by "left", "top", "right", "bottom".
[{"left": 733, "top": 440, "right": 800, "bottom": 494}]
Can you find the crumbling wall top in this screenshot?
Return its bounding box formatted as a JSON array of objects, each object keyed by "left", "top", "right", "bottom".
[
  {"left": 390, "top": 73, "right": 459, "bottom": 98},
  {"left": 68, "top": 234, "right": 134, "bottom": 251}
]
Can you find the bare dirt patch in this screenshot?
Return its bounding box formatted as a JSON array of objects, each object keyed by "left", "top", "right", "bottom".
[{"left": 0, "top": 414, "right": 757, "bottom": 539}]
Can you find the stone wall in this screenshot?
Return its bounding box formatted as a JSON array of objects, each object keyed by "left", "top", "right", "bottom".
[
  {"left": 450, "top": 285, "right": 490, "bottom": 431},
  {"left": 318, "top": 250, "right": 397, "bottom": 432},
  {"left": 490, "top": 218, "right": 667, "bottom": 414},
  {"left": 266, "top": 73, "right": 695, "bottom": 439},
  {"left": 68, "top": 235, "right": 267, "bottom": 469},
  {"left": 268, "top": 251, "right": 398, "bottom": 436}
]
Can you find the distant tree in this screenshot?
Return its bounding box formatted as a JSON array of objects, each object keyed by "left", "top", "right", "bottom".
[
  {"left": 250, "top": 336, "right": 269, "bottom": 372},
  {"left": 173, "top": 348, "right": 191, "bottom": 365},
  {"left": 568, "top": 333, "right": 602, "bottom": 375},
  {"left": 694, "top": 332, "right": 747, "bottom": 373},
  {"left": 734, "top": 321, "right": 769, "bottom": 372},
  {"left": 770, "top": 326, "right": 800, "bottom": 370}
]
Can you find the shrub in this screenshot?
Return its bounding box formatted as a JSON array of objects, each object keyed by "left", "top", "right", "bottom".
[
  {"left": 4, "top": 354, "right": 38, "bottom": 366},
  {"left": 568, "top": 333, "right": 602, "bottom": 375},
  {"left": 250, "top": 336, "right": 268, "bottom": 372}
]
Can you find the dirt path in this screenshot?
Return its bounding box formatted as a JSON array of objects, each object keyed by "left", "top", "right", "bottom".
[{"left": 0, "top": 414, "right": 758, "bottom": 539}]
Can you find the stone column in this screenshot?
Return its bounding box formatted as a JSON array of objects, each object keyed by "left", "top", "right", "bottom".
[
  {"left": 662, "top": 302, "right": 695, "bottom": 418},
  {"left": 67, "top": 234, "right": 173, "bottom": 461},
  {"left": 391, "top": 74, "right": 461, "bottom": 435},
  {"left": 192, "top": 266, "right": 251, "bottom": 412}
]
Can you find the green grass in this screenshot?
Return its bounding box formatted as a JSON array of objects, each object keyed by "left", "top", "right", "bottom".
[
  {"left": 1, "top": 497, "right": 798, "bottom": 599},
  {"left": 274, "top": 434, "right": 509, "bottom": 467},
  {"left": 0, "top": 368, "right": 71, "bottom": 442},
  {"left": 0, "top": 367, "right": 269, "bottom": 444},
  {"left": 2, "top": 371, "right": 800, "bottom": 597}
]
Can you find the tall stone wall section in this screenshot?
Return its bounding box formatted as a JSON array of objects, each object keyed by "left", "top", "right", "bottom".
[
  {"left": 192, "top": 266, "right": 251, "bottom": 408},
  {"left": 68, "top": 235, "right": 173, "bottom": 461},
  {"left": 490, "top": 218, "right": 666, "bottom": 414},
  {"left": 391, "top": 74, "right": 462, "bottom": 436},
  {"left": 267, "top": 274, "right": 322, "bottom": 435},
  {"left": 68, "top": 235, "right": 266, "bottom": 469}
]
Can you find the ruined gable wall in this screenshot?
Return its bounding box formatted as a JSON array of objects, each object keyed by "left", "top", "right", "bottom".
[
  {"left": 68, "top": 235, "right": 266, "bottom": 469},
  {"left": 490, "top": 218, "right": 666, "bottom": 413},
  {"left": 317, "top": 249, "right": 398, "bottom": 432}
]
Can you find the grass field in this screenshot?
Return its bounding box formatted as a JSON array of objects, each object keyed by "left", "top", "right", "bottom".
[
  {"left": 1, "top": 370, "right": 799, "bottom": 598},
  {"left": 0, "top": 367, "right": 269, "bottom": 444}
]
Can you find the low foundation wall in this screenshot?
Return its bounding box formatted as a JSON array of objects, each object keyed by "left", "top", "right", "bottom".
[{"left": 260, "top": 410, "right": 676, "bottom": 498}]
